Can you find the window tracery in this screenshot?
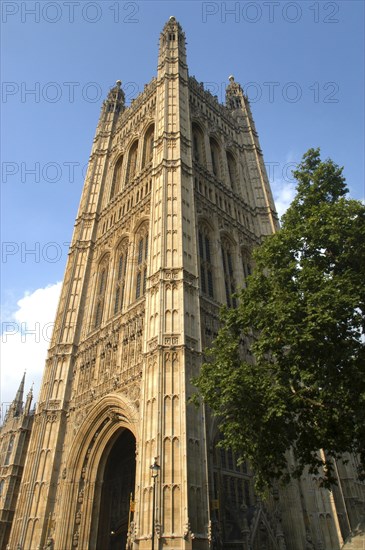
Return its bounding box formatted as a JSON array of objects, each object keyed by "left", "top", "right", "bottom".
[
  {"left": 94, "top": 256, "right": 109, "bottom": 328},
  {"left": 221, "top": 237, "right": 236, "bottom": 307},
  {"left": 241, "top": 247, "right": 252, "bottom": 281},
  {"left": 226, "top": 151, "right": 237, "bottom": 191},
  {"left": 4, "top": 435, "right": 15, "bottom": 465},
  {"left": 192, "top": 123, "right": 205, "bottom": 165},
  {"left": 198, "top": 224, "right": 214, "bottom": 299},
  {"left": 212, "top": 436, "right": 253, "bottom": 543},
  {"left": 209, "top": 137, "right": 221, "bottom": 178},
  {"left": 110, "top": 155, "right": 123, "bottom": 199},
  {"left": 135, "top": 225, "right": 149, "bottom": 300},
  {"left": 114, "top": 240, "right": 128, "bottom": 314},
  {"left": 142, "top": 124, "right": 154, "bottom": 168},
  {"left": 126, "top": 140, "right": 139, "bottom": 183}
]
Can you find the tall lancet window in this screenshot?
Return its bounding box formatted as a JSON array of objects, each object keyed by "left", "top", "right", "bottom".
[
  {"left": 126, "top": 140, "right": 139, "bottom": 183},
  {"left": 226, "top": 151, "right": 237, "bottom": 191},
  {"left": 241, "top": 247, "right": 252, "bottom": 282},
  {"left": 198, "top": 224, "right": 214, "bottom": 299},
  {"left": 110, "top": 155, "right": 123, "bottom": 199},
  {"left": 221, "top": 238, "right": 236, "bottom": 307},
  {"left": 114, "top": 240, "right": 128, "bottom": 314},
  {"left": 94, "top": 256, "right": 109, "bottom": 328},
  {"left": 142, "top": 124, "right": 154, "bottom": 168},
  {"left": 192, "top": 123, "right": 205, "bottom": 164},
  {"left": 135, "top": 225, "right": 149, "bottom": 300},
  {"left": 210, "top": 137, "right": 221, "bottom": 178},
  {"left": 4, "top": 435, "right": 15, "bottom": 465}
]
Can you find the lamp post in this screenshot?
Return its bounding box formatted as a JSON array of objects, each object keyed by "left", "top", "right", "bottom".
[{"left": 150, "top": 458, "right": 160, "bottom": 550}]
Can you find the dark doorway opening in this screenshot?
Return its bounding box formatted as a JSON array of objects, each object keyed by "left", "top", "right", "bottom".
[{"left": 96, "top": 429, "right": 136, "bottom": 550}]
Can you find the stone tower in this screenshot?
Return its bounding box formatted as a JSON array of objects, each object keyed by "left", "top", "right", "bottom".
[
  {"left": 0, "top": 375, "right": 34, "bottom": 549},
  {"left": 6, "top": 17, "right": 364, "bottom": 550}
]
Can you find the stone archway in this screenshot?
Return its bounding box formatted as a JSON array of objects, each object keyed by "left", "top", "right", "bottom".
[
  {"left": 54, "top": 394, "right": 139, "bottom": 550},
  {"left": 95, "top": 428, "right": 136, "bottom": 550}
]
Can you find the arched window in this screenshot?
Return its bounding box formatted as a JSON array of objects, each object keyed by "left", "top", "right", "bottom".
[
  {"left": 142, "top": 124, "right": 154, "bottom": 168},
  {"left": 94, "top": 257, "right": 109, "bottom": 328},
  {"left": 212, "top": 434, "right": 253, "bottom": 531},
  {"left": 0, "top": 479, "right": 4, "bottom": 498},
  {"left": 192, "top": 123, "right": 205, "bottom": 164},
  {"left": 126, "top": 140, "right": 139, "bottom": 183},
  {"left": 110, "top": 155, "right": 123, "bottom": 199},
  {"left": 226, "top": 151, "right": 237, "bottom": 191},
  {"left": 198, "top": 225, "right": 214, "bottom": 298},
  {"left": 241, "top": 247, "right": 252, "bottom": 280},
  {"left": 221, "top": 238, "right": 236, "bottom": 307},
  {"left": 114, "top": 240, "right": 128, "bottom": 314},
  {"left": 135, "top": 226, "right": 149, "bottom": 300},
  {"left": 4, "top": 435, "right": 15, "bottom": 465},
  {"left": 210, "top": 137, "right": 221, "bottom": 178}
]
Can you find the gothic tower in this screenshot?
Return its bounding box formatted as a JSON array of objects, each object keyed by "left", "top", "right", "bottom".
[
  {"left": 6, "top": 17, "right": 364, "bottom": 550},
  {"left": 0, "top": 375, "right": 34, "bottom": 549}
]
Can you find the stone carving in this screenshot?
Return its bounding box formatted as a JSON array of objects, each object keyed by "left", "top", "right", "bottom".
[
  {"left": 183, "top": 519, "right": 191, "bottom": 539},
  {"left": 72, "top": 529, "right": 79, "bottom": 548},
  {"left": 155, "top": 520, "right": 161, "bottom": 538},
  {"left": 126, "top": 520, "right": 136, "bottom": 549},
  {"left": 75, "top": 511, "right": 81, "bottom": 525}
]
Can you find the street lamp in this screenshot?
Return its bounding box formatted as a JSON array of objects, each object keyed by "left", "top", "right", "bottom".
[{"left": 150, "top": 458, "right": 160, "bottom": 550}]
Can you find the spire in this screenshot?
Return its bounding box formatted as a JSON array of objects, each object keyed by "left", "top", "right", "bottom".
[{"left": 8, "top": 372, "right": 25, "bottom": 418}]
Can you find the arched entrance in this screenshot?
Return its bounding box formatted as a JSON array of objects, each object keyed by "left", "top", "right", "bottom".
[{"left": 95, "top": 428, "right": 136, "bottom": 550}]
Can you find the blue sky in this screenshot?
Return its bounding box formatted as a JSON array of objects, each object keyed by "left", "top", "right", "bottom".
[{"left": 1, "top": 0, "right": 364, "bottom": 410}]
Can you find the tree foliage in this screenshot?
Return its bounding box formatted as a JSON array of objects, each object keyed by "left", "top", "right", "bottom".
[{"left": 194, "top": 148, "right": 365, "bottom": 491}]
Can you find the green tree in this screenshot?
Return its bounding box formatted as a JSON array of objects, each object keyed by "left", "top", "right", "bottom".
[{"left": 194, "top": 148, "right": 365, "bottom": 491}]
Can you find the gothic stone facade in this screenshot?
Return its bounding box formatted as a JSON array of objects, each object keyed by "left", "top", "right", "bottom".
[
  {"left": 0, "top": 376, "right": 34, "bottom": 549},
  {"left": 3, "top": 17, "right": 364, "bottom": 550}
]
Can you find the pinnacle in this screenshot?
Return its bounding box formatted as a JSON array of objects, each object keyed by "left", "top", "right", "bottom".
[{"left": 163, "top": 15, "right": 182, "bottom": 31}]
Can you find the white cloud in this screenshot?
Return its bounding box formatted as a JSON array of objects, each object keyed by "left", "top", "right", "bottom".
[
  {"left": 272, "top": 180, "right": 296, "bottom": 219},
  {"left": 0, "top": 282, "right": 62, "bottom": 421},
  {"left": 265, "top": 153, "right": 298, "bottom": 219}
]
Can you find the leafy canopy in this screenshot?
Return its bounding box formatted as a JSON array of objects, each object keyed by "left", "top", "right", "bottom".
[{"left": 194, "top": 148, "right": 365, "bottom": 491}]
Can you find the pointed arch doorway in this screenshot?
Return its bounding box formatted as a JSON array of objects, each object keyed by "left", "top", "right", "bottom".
[{"left": 95, "top": 428, "right": 136, "bottom": 550}]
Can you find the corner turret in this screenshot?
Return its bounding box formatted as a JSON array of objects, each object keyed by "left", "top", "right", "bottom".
[
  {"left": 226, "top": 75, "right": 246, "bottom": 110},
  {"left": 24, "top": 385, "right": 33, "bottom": 415},
  {"left": 103, "top": 79, "right": 125, "bottom": 115},
  {"left": 158, "top": 16, "right": 187, "bottom": 75}
]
